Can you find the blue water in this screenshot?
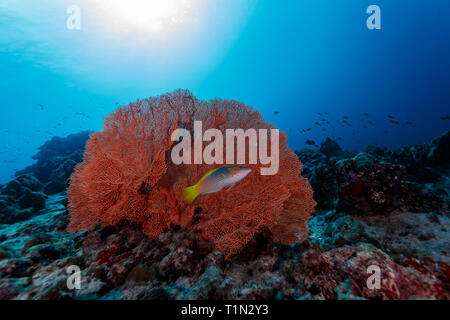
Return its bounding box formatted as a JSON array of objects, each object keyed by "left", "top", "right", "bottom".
[{"left": 1, "top": 0, "right": 449, "bottom": 183}]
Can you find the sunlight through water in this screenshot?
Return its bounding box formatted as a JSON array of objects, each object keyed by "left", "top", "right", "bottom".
[{"left": 90, "top": 0, "right": 200, "bottom": 35}]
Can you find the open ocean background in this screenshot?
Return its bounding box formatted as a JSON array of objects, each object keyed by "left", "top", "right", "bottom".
[{"left": 1, "top": 0, "right": 449, "bottom": 183}]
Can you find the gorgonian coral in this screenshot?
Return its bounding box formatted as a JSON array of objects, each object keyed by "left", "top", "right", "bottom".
[{"left": 68, "top": 90, "right": 315, "bottom": 257}]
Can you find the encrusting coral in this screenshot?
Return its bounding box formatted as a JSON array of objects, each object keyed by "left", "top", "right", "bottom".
[{"left": 68, "top": 90, "right": 315, "bottom": 257}]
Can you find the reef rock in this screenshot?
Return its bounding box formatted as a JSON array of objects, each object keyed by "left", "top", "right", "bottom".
[
  {"left": 0, "top": 175, "right": 47, "bottom": 224},
  {"left": 335, "top": 152, "right": 447, "bottom": 216},
  {"left": 319, "top": 138, "right": 344, "bottom": 158},
  {"left": 16, "top": 132, "right": 90, "bottom": 194}
]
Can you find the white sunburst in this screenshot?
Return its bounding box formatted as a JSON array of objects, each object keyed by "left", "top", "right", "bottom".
[{"left": 91, "top": 0, "right": 198, "bottom": 35}]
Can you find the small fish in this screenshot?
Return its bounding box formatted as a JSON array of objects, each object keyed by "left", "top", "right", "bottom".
[
  {"left": 387, "top": 115, "right": 394, "bottom": 119},
  {"left": 337, "top": 137, "right": 342, "bottom": 141},
  {"left": 274, "top": 111, "right": 280, "bottom": 114},
  {"left": 305, "top": 139, "right": 316, "bottom": 146},
  {"left": 406, "top": 121, "right": 413, "bottom": 125},
  {"left": 306, "top": 128, "right": 311, "bottom": 131},
  {"left": 315, "top": 122, "right": 321, "bottom": 126},
  {"left": 318, "top": 112, "right": 322, "bottom": 116},
  {"left": 76, "top": 112, "right": 90, "bottom": 119},
  {"left": 368, "top": 120, "right": 373, "bottom": 125},
  {"left": 440, "top": 116, "right": 450, "bottom": 120},
  {"left": 343, "top": 116, "right": 349, "bottom": 120},
  {"left": 363, "top": 113, "right": 370, "bottom": 117},
  {"left": 324, "top": 112, "right": 329, "bottom": 115},
  {"left": 37, "top": 104, "right": 44, "bottom": 110},
  {"left": 182, "top": 165, "right": 251, "bottom": 204},
  {"left": 390, "top": 120, "right": 400, "bottom": 125}
]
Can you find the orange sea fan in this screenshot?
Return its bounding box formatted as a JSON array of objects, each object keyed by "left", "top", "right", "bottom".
[{"left": 68, "top": 89, "right": 316, "bottom": 257}]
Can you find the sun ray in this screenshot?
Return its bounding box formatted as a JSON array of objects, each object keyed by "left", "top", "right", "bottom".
[{"left": 91, "top": 0, "right": 197, "bottom": 35}]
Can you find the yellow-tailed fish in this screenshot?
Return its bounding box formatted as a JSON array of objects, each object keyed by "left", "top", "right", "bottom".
[{"left": 182, "top": 165, "right": 252, "bottom": 204}]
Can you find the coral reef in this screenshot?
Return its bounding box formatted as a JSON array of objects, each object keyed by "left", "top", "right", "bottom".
[
  {"left": 67, "top": 90, "right": 315, "bottom": 257},
  {"left": 0, "top": 127, "right": 449, "bottom": 300},
  {"left": 334, "top": 153, "right": 446, "bottom": 215},
  {"left": 16, "top": 132, "right": 90, "bottom": 194},
  {"left": 0, "top": 211, "right": 448, "bottom": 300},
  {"left": 0, "top": 175, "right": 47, "bottom": 224}
]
